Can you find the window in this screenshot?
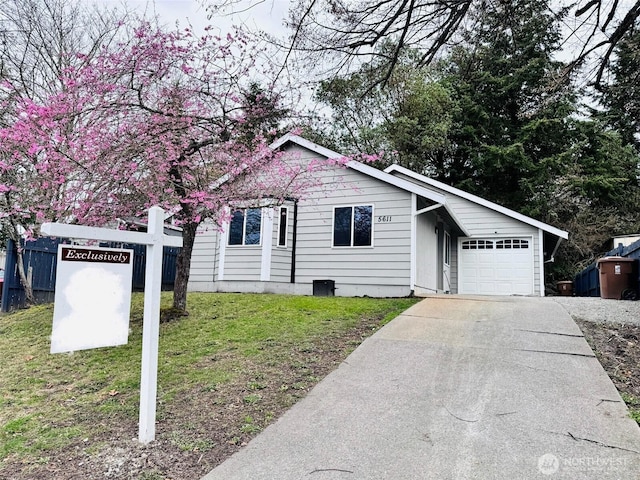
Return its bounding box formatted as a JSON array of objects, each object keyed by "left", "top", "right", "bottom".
[
  {"left": 333, "top": 205, "right": 373, "bottom": 247},
  {"left": 462, "top": 240, "right": 494, "bottom": 250},
  {"left": 496, "top": 239, "right": 529, "bottom": 249},
  {"left": 277, "top": 207, "right": 288, "bottom": 247},
  {"left": 229, "top": 208, "right": 262, "bottom": 245},
  {"left": 444, "top": 231, "right": 451, "bottom": 266}
]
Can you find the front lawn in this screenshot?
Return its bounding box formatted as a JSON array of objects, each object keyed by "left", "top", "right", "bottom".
[{"left": 0, "top": 292, "right": 417, "bottom": 480}]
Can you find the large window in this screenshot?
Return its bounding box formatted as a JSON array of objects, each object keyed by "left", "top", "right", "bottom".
[
  {"left": 333, "top": 205, "right": 373, "bottom": 247},
  {"left": 229, "top": 208, "right": 262, "bottom": 245}
]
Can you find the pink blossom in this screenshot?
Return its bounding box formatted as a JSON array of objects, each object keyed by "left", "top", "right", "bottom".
[{"left": 0, "top": 19, "right": 352, "bottom": 308}]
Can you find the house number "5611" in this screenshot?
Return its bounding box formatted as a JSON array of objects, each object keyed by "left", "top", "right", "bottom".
[{"left": 377, "top": 216, "right": 392, "bottom": 223}]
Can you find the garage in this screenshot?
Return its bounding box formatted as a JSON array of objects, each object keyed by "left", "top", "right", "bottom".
[{"left": 458, "top": 237, "right": 534, "bottom": 295}]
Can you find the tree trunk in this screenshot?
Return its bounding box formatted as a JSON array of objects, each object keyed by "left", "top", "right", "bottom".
[
  {"left": 15, "top": 246, "right": 35, "bottom": 305},
  {"left": 172, "top": 220, "right": 198, "bottom": 312},
  {"left": 8, "top": 224, "right": 35, "bottom": 305}
]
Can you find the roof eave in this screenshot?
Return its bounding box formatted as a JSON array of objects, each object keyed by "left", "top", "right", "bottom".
[{"left": 384, "top": 164, "right": 568, "bottom": 240}]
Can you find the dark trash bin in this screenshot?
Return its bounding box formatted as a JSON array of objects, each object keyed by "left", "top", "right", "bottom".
[
  {"left": 313, "top": 279, "right": 335, "bottom": 296},
  {"left": 596, "top": 257, "right": 637, "bottom": 300},
  {"left": 556, "top": 281, "right": 573, "bottom": 296}
]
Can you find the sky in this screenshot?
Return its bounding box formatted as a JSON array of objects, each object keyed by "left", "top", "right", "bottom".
[{"left": 120, "top": 0, "right": 290, "bottom": 37}]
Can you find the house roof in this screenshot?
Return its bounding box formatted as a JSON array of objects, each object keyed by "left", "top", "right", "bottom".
[
  {"left": 271, "top": 134, "right": 470, "bottom": 236},
  {"left": 272, "top": 134, "right": 444, "bottom": 203},
  {"left": 272, "top": 133, "right": 569, "bottom": 241},
  {"left": 384, "top": 164, "right": 569, "bottom": 240}
]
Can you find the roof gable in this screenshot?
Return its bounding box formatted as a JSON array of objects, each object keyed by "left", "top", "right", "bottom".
[
  {"left": 270, "top": 133, "right": 447, "bottom": 205},
  {"left": 384, "top": 164, "right": 568, "bottom": 239}
]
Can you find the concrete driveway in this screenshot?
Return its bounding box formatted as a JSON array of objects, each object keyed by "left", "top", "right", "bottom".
[{"left": 201, "top": 296, "right": 640, "bottom": 479}]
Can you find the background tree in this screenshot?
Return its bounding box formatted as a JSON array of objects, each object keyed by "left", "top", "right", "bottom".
[
  {"left": 437, "top": 0, "right": 576, "bottom": 211},
  {"left": 315, "top": 44, "right": 456, "bottom": 173},
  {"left": 316, "top": 0, "right": 576, "bottom": 207},
  {"left": 280, "top": 0, "right": 640, "bottom": 90},
  {"left": 310, "top": 0, "right": 640, "bottom": 283},
  {"left": 236, "top": 81, "right": 291, "bottom": 144},
  {"left": 597, "top": 23, "right": 640, "bottom": 149},
  {"left": 547, "top": 122, "right": 640, "bottom": 277}
]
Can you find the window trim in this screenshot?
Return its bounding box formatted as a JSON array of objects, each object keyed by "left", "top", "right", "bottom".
[
  {"left": 277, "top": 206, "right": 289, "bottom": 248},
  {"left": 331, "top": 204, "right": 374, "bottom": 248},
  {"left": 228, "top": 207, "right": 263, "bottom": 247}
]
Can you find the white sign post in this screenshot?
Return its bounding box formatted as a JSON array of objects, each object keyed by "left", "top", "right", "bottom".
[{"left": 41, "top": 206, "right": 183, "bottom": 444}]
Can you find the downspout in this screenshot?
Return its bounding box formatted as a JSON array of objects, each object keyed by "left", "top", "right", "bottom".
[
  {"left": 290, "top": 199, "right": 298, "bottom": 284},
  {"left": 544, "top": 236, "right": 564, "bottom": 264}
]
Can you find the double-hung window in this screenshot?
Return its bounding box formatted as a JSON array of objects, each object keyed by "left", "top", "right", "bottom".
[
  {"left": 229, "top": 208, "right": 262, "bottom": 245},
  {"left": 333, "top": 205, "right": 373, "bottom": 247}
]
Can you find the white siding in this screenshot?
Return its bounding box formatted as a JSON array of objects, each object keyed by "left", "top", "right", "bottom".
[
  {"left": 188, "top": 223, "right": 219, "bottom": 291},
  {"left": 224, "top": 245, "right": 262, "bottom": 281},
  {"left": 393, "top": 172, "right": 542, "bottom": 295},
  {"left": 270, "top": 205, "right": 294, "bottom": 283},
  {"left": 289, "top": 144, "right": 413, "bottom": 296},
  {"left": 444, "top": 196, "right": 541, "bottom": 295}
]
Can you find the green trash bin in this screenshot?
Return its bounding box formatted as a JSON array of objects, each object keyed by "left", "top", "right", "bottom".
[{"left": 596, "top": 257, "right": 637, "bottom": 300}]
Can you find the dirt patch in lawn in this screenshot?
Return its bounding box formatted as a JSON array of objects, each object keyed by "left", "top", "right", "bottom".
[
  {"left": 576, "top": 318, "right": 640, "bottom": 424},
  {"left": 1, "top": 316, "right": 381, "bottom": 480}
]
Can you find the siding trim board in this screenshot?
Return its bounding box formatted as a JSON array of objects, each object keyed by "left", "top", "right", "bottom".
[
  {"left": 410, "top": 193, "right": 417, "bottom": 292},
  {"left": 260, "top": 209, "right": 274, "bottom": 281},
  {"left": 538, "top": 229, "right": 545, "bottom": 297},
  {"left": 218, "top": 215, "right": 227, "bottom": 281}
]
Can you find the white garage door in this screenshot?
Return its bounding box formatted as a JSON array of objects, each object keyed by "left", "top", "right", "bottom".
[{"left": 459, "top": 238, "right": 534, "bottom": 295}]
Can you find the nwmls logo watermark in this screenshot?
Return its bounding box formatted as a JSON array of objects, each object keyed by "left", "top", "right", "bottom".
[
  {"left": 538, "top": 454, "right": 560, "bottom": 475},
  {"left": 538, "top": 453, "right": 631, "bottom": 475}
]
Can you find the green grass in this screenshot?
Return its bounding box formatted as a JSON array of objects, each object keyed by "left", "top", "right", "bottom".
[
  {"left": 621, "top": 393, "right": 640, "bottom": 425},
  {"left": 0, "top": 292, "right": 417, "bottom": 466}
]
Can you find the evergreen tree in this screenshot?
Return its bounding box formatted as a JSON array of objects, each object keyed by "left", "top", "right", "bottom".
[
  {"left": 598, "top": 24, "right": 640, "bottom": 150},
  {"left": 439, "top": 0, "right": 575, "bottom": 212}
]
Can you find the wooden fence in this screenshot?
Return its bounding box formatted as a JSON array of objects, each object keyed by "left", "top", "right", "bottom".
[
  {"left": 573, "top": 239, "right": 640, "bottom": 297},
  {"left": 1, "top": 238, "right": 179, "bottom": 312}
]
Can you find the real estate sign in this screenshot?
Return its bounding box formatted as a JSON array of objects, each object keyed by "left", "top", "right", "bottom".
[
  {"left": 42, "top": 206, "right": 182, "bottom": 443},
  {"left": 50, "top": 244, "right": 134, "bottom": 354}
]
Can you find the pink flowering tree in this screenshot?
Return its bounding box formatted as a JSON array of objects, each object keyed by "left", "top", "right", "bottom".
[
  {"left": 0, "top": 0, "right": 138, "bottom": 303},
  {"left": 0, "top": 21, "right": 347, "bottom": 312}
]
